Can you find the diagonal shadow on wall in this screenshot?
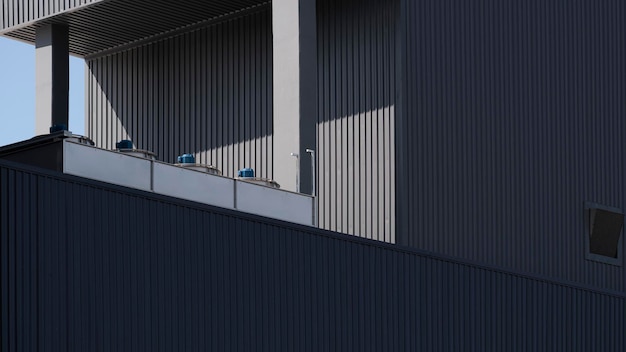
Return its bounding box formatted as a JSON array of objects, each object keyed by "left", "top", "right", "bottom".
[{"left": 86, "top": 7, "right": 274, "bottom": 178}]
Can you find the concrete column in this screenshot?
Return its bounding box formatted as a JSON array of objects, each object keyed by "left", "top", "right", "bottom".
[
  {"left": 35, "top": 24, "right": 69, "bottom": 135},
  {"left": 272, "top": 0, "right": 317, "bottom": 194}
]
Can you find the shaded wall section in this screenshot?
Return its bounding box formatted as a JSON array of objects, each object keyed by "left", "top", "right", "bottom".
[
  {"left": 2, "top": 161, "right": 625, "bottom": 351},
  {"left": 86, "top": 7, "right": 273, "bottom": 178},
  {"left": 0, "top": 0, "right": 102, "bottom": 30},
  {"left": 317, "top": 0, "right": 396, "bottom": 242},
  {"left": 398, "top": 0, "right": 626, "bottom": 291}
]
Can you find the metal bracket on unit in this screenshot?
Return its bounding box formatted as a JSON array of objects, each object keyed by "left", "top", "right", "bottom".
[{"left": 291, "top": 152, "right": 300, "bottom": 193}]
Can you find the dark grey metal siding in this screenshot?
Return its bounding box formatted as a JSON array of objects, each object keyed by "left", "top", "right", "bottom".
[
  {"left": 0, "top": 0, "right": 102, "bottom": 30},
  {"left": 397, "top": 0, "right": 626, "bottom": 292},
  {"left": 86, "top": 8, "right": 273, "bottom": 178},
  {"left": 2, "top": 160, "right": 625, "bottom": 351},
  {"left": 316, "top": 0, "right": 396, "bottom": 242}
]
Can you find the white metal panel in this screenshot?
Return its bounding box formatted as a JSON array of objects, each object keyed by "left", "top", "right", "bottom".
[
  {"left": 152, "top": 162, "right": 235, "bottom": 210},
  {"left": 61, "top": 140, "right": 313, "bottom": 226},
  {"left": 235, "top": 180, "right": 313, "bottom": 226},
  {"left": 63, "top": 141, "right": 152, "bottom": 191}
]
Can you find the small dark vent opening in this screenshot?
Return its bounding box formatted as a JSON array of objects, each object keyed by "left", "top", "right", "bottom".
[
  {"left": 589, "top": 209, "right": 623, "bottom": 258},
  {"left": 585, "top": 202, "right": 624, "bottom": 265}
]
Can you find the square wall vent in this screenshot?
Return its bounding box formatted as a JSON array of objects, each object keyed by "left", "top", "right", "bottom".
[{"left": 585, "top": 202, "right": 624, "bottom": 266}]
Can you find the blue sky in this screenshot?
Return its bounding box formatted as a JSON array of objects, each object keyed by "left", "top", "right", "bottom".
[{"left": 0, "top": 36, "right": 84, "bottom": 146}]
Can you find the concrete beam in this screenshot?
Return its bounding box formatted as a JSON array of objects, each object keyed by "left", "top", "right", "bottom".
[
  {"left": 272, "top": 0, "right": 317, "bottom": 194},
  {"left": 35, "top": 24, "right": 69, "bottom": 135}
]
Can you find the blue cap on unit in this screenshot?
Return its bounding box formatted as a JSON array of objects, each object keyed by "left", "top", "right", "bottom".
[
  {"left": 238, "top": 168, "right": 254, "bottom": 178},
  {"left": 115, "top": 140, "right": 134, "bottom": 149},
  {"left": 177, "top": 154, "right": 196, "bottom": 164},
  {"left": 49, "top": 124, "right": 67, "bottom": 133}
]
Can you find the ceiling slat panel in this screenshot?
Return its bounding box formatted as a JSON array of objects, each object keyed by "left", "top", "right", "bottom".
[{"left": 2, "top": 0, "right": 269, "bottom": 57}]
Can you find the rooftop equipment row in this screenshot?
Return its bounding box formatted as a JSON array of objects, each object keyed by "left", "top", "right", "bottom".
[{"left": 0, "top": 132, "right": 312, "bottom": 226}]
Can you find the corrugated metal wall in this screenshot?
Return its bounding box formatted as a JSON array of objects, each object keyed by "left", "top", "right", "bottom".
[
  {"left": 316, "top": 0, "right": 396, "bottom": 242},
  {"left": 2, "top": 160, "right": 625, "bottom": 351},
  {"left": 0, "top": 0, "right": 101, "bottom": 30},
  {"left": 86, "top": 7, "right": 273, "bottom": 178},
  {"left": 398, "top": 0, "right": 626, "bottom": 292}
]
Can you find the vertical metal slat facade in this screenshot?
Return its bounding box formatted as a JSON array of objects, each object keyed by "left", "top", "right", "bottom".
[
  {"left": 396, "top": 0, "right": 626, "bottom": 292},
  {"left": 316, "top": 0, "right": 396, "bottom": 242},
  {"left": 86, "top": 7, "right": 273, "bottom": 178},
  {"left": 1, "top": 160, "right": 625, "bottom": 351}
]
